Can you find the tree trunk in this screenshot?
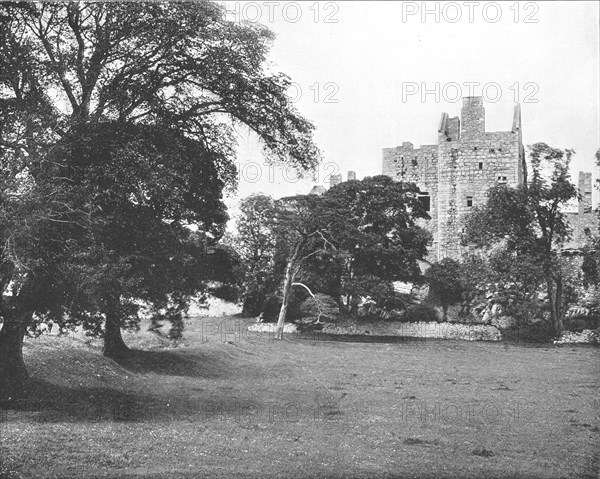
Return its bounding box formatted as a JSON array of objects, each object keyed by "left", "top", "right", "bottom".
[
  {"left": 276, "top": 240, "right": 306, "bottom": 340},
  {"left": 554, "top": 275, "right": 565, "bottom": 335},
  {"left": 103, "top": 308, "right": 129, "bottom": 359},
  {"left": 0, "top": 316, "right": 29, "bottom": 396},
  {"left": 343, "top": 294, "right": 350, "bottom": 316},
  {"left": 546, "top": 278, "right": 563, "bottom": 336},
  {"left": 276, "top": 258, "right": 296, "bottom": 340}
]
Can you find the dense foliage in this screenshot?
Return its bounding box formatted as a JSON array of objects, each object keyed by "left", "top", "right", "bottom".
[
  {"left": 425, "top": 258, "right": 465, "bottom": 320},
  {"left": 233, "top": 176, "right": 432, "bottom": 334},
  {"left": 463, "top": 143, "right": 579, "bottom": 335},
  {"left": 0, "top": 1, "right": 320, "bottom": 383}
]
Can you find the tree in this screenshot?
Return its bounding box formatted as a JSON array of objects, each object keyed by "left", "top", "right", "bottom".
[
  {"left": 463, "top": 143, "right": 578, "bottom": 335},
  {"left": 231, "top": 194, "right": 279, "bottom": 316},
  {"left": 271, "top": 194, "right": 345, "bottom": 339},
  {"left": 0, "top": 1, "right": 320, "bottom": 384},
  {"left": 323, "top": 176, "right": 431, "bottom": 316},
  {"left": 55, "top": 122, "right": 232, "bottom": 357},
  {"left": 240, "top": 176, "right": 432, "bottom": 338},
  {"left": 425, "top": 259, "right": 465, "bottom": 321}
]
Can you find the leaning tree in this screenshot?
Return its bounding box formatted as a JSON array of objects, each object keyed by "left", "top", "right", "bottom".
[
  {"left": 0, "top": 1, "right": 320, "bottom": 385},
  {"left": 249, "top": 176, "right": 432, "bottom": 338}
]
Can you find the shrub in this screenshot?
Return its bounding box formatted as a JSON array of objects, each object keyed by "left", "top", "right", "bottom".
[
  {"left": 261, "top": 290, "right": 304, "bottom": 322},
  {"left": 402, "top": 304, "right": 440, "bottom": 323},
  {"left": 425, "top": 258, "right": 465, "bottom": 321},
  {"left": 564, "top": 315, "right": 600, "bottom": 332},
  {"left": 242, "top": 289, "right": 266, "bottom": 317},
  {"left": 502, "top": 321, "right": 555, "bottom": 343},
  {"left": 209, "top": 283, "right": 241, "bottom": 303}
]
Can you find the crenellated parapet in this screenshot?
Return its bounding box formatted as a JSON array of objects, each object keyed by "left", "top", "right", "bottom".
[{"left": 383, "top": 97, "right": 525, "bottom": 260}]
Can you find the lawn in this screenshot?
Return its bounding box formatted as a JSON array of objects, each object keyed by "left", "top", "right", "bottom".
[{"left": 1, "top": 316, "right": 599, "bottom": 479}]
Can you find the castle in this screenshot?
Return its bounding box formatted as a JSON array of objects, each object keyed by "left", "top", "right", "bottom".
[
  {"left": 381, "top": 97, "right": 597, "bottom": 260},
  {"left": 564, "top": 171, "right": 597, "bottom": 253}
]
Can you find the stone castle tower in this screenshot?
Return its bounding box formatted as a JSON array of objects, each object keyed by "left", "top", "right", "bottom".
[
  {"left": 382, "top": 97, "right": 526, "bottom": 260},
  {"left": 564, "top": 171, "right": 598, "bottom": 251}
]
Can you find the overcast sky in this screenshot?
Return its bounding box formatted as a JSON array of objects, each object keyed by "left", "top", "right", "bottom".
[{"left": 224, "top": 1, "right": 600, "bottom": 210}]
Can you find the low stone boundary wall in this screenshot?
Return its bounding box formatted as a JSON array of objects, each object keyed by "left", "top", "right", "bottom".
[
  {"left": 247, "top": 320, "right": 600, "bottom": 344},
  {"left": 248, "top": 323, "right": 299, "bottom": 334},
  {"left": 396, "top": 322, "right": 501, "bottom": 341},
  {"left": 553, "top": 329, "right": 599, "bottom": 345},
  {"left": 321, "top": 321, "right": 501, "bottom": 341}
]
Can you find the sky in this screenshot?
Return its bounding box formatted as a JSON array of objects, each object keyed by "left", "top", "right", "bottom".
[{"left": 223, "top": 1, "right": 600, "bottom": 212}]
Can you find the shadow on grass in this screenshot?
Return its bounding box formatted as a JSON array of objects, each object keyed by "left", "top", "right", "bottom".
[
  {"left": 0, "top": 345, "right": 258, "bottom": 423},
  {"left": 1, "top": 378, "right": 152, "bottom": 422},
  {"left": 0, "top": 376, "right": 261, "bottom": 424},
  {"left": 112, "top": 348, "right": 224, "bottom": 378}
]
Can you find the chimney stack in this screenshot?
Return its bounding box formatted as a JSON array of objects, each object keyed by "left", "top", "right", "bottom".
[{"left": 330, "top": 173, "right": 342, "bottom": 188}]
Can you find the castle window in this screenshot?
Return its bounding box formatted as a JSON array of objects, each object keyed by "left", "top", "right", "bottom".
[
  {"left": 478, "top": 162, "right": 483, "bottom": 170},
  {"left": 466, "top": 196, "right": 473, "bottom": 207},
  {"left": 412, "top": 158, "right": 418, "bottom": 166},
  {"left": 418, "top": 192, "right": 431, "bottom": 212},
  {"left": 497, "top": 176, "right": 507, "bottom": 184}
]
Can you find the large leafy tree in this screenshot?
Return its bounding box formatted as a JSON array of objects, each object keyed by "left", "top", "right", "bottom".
[
  {"left": 323, "top": 176, "right": 431, "bottom": 316},
  {"left": 53, "top": 122, "right": 231, "bottom": 358},
  {"left": 0, "top": 1, "right": 320, "bottom": 384},
  {"left": 463, "top": 143, "right": 578, "bottom": 335},
  {"left": 237, "top": 176, "right": 432, "bottom": 338}
]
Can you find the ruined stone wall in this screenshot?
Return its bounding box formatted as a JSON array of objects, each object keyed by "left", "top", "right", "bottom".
[
  {"left": 437, "top": 131, "right": 523, "bottom": 258},
  {"left": 564, "top": 172, "right": 599, "bottom": 250},
  {"left": 382, "top": 142, "right": 439, "bottom": 251},
  {"left": 382, "top": 97, "right": 597, "bottom": 260},
  {"left": 383, "top": 97, "right": 524, "bottom": 260}
]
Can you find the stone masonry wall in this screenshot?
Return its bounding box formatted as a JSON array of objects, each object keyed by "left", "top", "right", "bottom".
[
  {"left": 564, "top": 172, "right": 599, "bottom": 250},
  {"left": 383, "top": 97, "right": 524, "bottom": 260},
  {"left": 383, "top": 142, "right": 439, "bottom": 249},
  {"left": 383, "top": 97, "right": 596, "bottom": 261}
]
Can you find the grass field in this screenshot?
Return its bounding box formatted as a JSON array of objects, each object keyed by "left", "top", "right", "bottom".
[{"left": 1, "top": 315, "right": 599, "bottom": 479}]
